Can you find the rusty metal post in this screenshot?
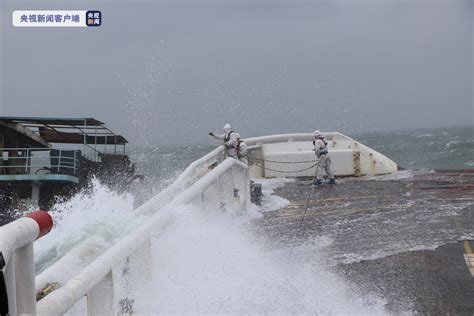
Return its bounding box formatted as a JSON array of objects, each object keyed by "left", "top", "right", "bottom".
[{"left": 353, "top": 151, "right": 361, "bottom": 177}]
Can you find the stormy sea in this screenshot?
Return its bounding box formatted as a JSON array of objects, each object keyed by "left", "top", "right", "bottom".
[{"left": 8, "top": 126, "right": 474, "bottom": 314}]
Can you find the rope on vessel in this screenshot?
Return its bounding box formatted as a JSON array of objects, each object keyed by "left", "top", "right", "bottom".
[
  {"left": 250, "top": 158, "right": 316, "bottom": 164},
  {"left": 250, "top": 162, "right": 318, "bottom": 174},
  {"left": 287, "top": 163, "right": 319, "bottom": 262}
]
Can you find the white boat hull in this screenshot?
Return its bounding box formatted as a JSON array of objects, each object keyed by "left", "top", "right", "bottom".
[{"left": 245, "top": 132, "right": 398, "bottom": 178}]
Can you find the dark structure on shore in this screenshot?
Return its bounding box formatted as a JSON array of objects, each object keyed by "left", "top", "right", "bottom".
[{"left": 0, "top": 117, "right": 139, "bottom": 211}]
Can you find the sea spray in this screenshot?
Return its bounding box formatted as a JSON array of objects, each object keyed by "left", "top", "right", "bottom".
[
  {"left": 131, "top": 203, "right": 387, "bottom": 314},
  {"left": 35, "top": 178, "right": 137, "bottom": 274}
]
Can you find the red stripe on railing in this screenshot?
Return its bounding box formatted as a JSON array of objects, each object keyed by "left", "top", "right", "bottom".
[{"left": 26, "top": 210, "right": 53, "bottom": 239}]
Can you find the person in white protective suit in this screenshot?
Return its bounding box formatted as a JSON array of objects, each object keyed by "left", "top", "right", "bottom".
[
  {"left": 312, "top": 130, "right": 336, "bottom": 185},
  {"left": 235, "top": 137, "right": 248, "bottom": 165},
  {"left": 208, "top": 124, "right": 240, "bottom": 159}
]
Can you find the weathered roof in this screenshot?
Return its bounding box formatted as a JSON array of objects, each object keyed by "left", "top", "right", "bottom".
[
  {"left": 0, "top": 116, "right": 128, "bottom": 145},
  {"left": 0, "top": 120, "right": 51, "bottom": 148},
  {"left": 0, "top": 117, "right": 104, "bottom": 126},
  {"left": 39, "top": 128, "right": 128, "bottom": 145}
]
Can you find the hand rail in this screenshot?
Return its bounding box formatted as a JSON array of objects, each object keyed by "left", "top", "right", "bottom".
[
  {"left": 36, "top": 158, "right": 249, "bottom": 315},
  {"left": 243, "top": 132, "right": 342, "bottom": 146},
  {"left": 34, "top": 145, "right": 226, "bottom": 297},
  {"left": 0, "top": 210, "right": 53, "bottom": 316},
  {"left": 1, "top": 146, "right": 100, "bottom": 164},
  {"left": 0, "top": 165, "right": 76, "bottom": 169},
  {"left": 0, "top": 148, "right": 81, "bottom": 176},
  {"left": 33, "top": 131, "right": 399, "bottom": 314},
  {"left": 243, "top": 132, "right": 398, "bottom": 176},
  {"left": 33, "top": 132, "right": 398, "bottom": 314},
  {"left": 2, "top": 156, "right": 77, "bottom": 161},
  {"left": 83, "top": 144, "right": 102, "bottom": 162},
  {"left": 132, "top": 145, "right": 225, "bottom": 215}
]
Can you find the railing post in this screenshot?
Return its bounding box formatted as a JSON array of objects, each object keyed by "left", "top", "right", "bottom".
[
  {"left": 94, "top": 124, "right": 97, "bottom": 155},
  {"left": 58, "top": 150, "right": 62, "bottom": 172},
  {"left": 4, "top": 256, "right": 17, "bottom": 316},
  {"left": 87, "top": 271, "right": 114, "bottom": 316},
  {"left": 25, "top": 148, "right": 29, "bottom": 174},
  {"left": 200, "top": 190, "right": 204, "bottom": 210},
  {"left": 0, "top": 210, "right": 53, "bottom": 316},
  {"left": 216, "top": 175, "right": 223, "bottom": 209},
  {"left": 73, "top": 150, "right": 77, "bottom": 174},
  {"left": 231, "top": 164, "right": 235, "bottom": 187},
  {"left": 15, "top": 243, "right": 36, "bottom": 315},
  {"left": 245, "top": 166, "right": 250, "bottom": 208},
  {"left": 120, "top": 238, "right": 152, "bottom": 313}
]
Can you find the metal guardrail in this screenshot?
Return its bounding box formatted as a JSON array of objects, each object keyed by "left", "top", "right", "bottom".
[
  {"left": 34, "top": 145, "right": 227, "bottom": 297},
  {"left": 83, "top": 144, "right": 103, "bottom": 162},
  {"left": 33, "top": 135, "right": 339, "bottom": 313},
  {"left": 0, "top": 148, "right": 81, "bottom": 176},
  {"left": 32, "top": 132, "right": 397, "bottom": 314},
  {"left": 0, "top": 210, "right": 53, "bottom": 315},
  {"left": 36, "top": 158, "right": 249, "bottom": 314}
]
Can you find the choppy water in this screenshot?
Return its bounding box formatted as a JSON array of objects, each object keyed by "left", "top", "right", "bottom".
[
  {"left": 124, "top": 126, "right": 474, "bottom": 206},
  {"left": 24, "top": 126, "right": 474, "bottom": 314},
  {"left": 129, "top": 126, "right": 474, "bottom": 185},
  {"left": 354, "top": 126, "right": 474, "bottom": 170}
]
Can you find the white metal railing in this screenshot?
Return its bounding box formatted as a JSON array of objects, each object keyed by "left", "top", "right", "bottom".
[
  {"left": 34, "top": 132, "right": 398, "bottom": 312},
  {"left": 0, "top": 210, "right": 53, "bottom": 315},
  {"left": 31, "top": 132, "right": 397, "bottom": 314},
  {"left": 83, "top": 144, "right": 102, "bottom": 162},
  {"left": 33, "top": 137, "right": 298, "bottom": 296},
  {"left": 36, "top": 158, "right": 249, "bottom": 314},
  {"left": 0, "top": 148, "right": 80, "bottom": 176},
  {"left": 34, "top": 145, "right": 227, "bottom": 298},
  {"left": 130, "top": 145, "right": 226, "bottom": 215},
  {"left": 244, "top": 132, "right": 336, "bottom": 146}
]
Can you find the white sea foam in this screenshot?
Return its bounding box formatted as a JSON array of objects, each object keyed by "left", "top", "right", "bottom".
[
  {"left": 30, "top": 127, "right": 474, "bottom": 314},
  {"left": 361, "top": 169, "right": 420, "bottom": 181},
  {"left": 252, "top": 177, "right": 294, "bottom": 212},
  {"left": 60, "top": 176, "right": 387, "bottom": 314},
  {"left": 35, "top": 178, "right": 140, "bottom": 273},
  {"left": 444, "top": 140, "right": 460, "bottom": 150},
  {"left": 413, "top": 133, "right": 434, "bottom": 138},
  {"left": 130, "top": 204, "right": 388, "bottom": 314}
]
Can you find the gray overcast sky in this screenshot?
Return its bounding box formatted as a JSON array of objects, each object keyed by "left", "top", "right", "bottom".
[{"left": 0, "top": 0, "right": 472, "bottom": 145}]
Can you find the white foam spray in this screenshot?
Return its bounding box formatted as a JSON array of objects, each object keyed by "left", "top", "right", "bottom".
[
  {"left": 129, "top": 203, "right": 387, "bottom": 314},
  {"left": 42, "top": 176, "right": 387, "bottom": 314},
  {"left": 35, "top": 178, "right": 137, "bottom": 273}
]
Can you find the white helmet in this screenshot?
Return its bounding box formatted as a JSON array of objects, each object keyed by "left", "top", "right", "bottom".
[
  {"left": 313, "top": 130, "right": 322, "bottom": 138},
  {"left": 224, "top": 123, "right": 232, "bottom": 133}
]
